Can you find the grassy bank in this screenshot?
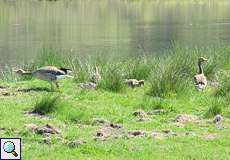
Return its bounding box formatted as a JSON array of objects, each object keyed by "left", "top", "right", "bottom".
[{"left": 1, "top": 46, "right": 230, "bottom": 159}]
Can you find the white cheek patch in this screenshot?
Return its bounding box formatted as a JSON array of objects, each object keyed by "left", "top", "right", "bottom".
[
  {"left": 56, "top": 75, "right": 66, "bottom": 80},
  {"left": 67, "top": 70, "right": 72, "bottom": 74}
]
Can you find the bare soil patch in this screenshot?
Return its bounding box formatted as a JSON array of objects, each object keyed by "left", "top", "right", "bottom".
[
  {"left": 68, "top": 139, "right": 87, "bottom": 148},
  {"left": 25, "top": 111, "right": 52, "bottom": 120},
  {"left": 25, "top": 123, "right": 61, "bottom": 136},
  {"left": 95, "top": 123, "right": 125, "bottom": 141},
  {"left": 175, "top": 114, "right": 200, "bottom": 123},
  {"left": 204, "top": 134, "right": 219, "bottom": 140}
]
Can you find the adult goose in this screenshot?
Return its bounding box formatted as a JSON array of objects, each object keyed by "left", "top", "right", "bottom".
[
  {"left": 15, "top": 66, "right": 72, "bottom": 89},
  {"left": 193, "top": 57, "right": 208, "bottom": 91}
]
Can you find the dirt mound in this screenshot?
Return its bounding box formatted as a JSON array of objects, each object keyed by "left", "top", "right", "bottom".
[
  {"left": 175, "top": 114, "right": 200, "bottom": 123},
  {"left": 25, "top": 111, "right": 52, "bottom": 120},
  {"left": 136, "top": 117, "right": 151, "bottom": 122},
  {"left": 204, "top": 134, "right": 219, "bottom": 140},
  {"left": 147, "top": 109, "right": 166, "bottom": 115},
  {"left": 0, "top": 86, "right": 16, "bottom": 96},
  {"left": 162, "top": 129, "right": 177, "bottom": 137},
  {"left": 133, "top": 109, "right": 147, "bottom": 118},
  {"left": 68, "top": 139, "right": 86, "bottom": 148},
  {"left": 80, "top": 82, "right": 97, "bottom": 90},
  {"left": 133, "top": 109, "right": 151, "bottom": 122},
  {"left": 151, "top": 131, "right": 164, "bottom": 139},
  {"left": 95, "top": 123, "right": 125, "bottom": 141},
  {"left": 0, "top": 86, "right": 10, "bottom": 90},
  {"left": 109, "top": 123, "right": 123, "bottom": 129},
  {"left": 25, "top": 123, "right": 61, "bottom": 136},
  {"left": 91, "top": 118, "right": 109, "bottom": 125},
  {"left": 128, "top": 130, "right": 146, "bottom": 137}
]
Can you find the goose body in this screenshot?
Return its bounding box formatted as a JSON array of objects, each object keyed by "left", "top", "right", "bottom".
[
  {"left": 16, "top": 66, "right": 72, "bottom": 89},
  {"left": 193, "top": 57, "right": 208, "bottom": 91},
  {"left": 32, "top": 66, "right": 69, "bottom": 81},
  {"left": 193, "top": 73, "right": 207, "bottom": 90},
  {"left": 90, "top": 66, "right": 101, "bottom": 84},
  {"left": 125, "top": 79, "right": 145, "bottom": 88}
]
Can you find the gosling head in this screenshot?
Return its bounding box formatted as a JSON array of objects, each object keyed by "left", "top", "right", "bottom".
[
  {"left": 198, "top": 57, "right": 208, "bottom": 64},
  {"left": 138, "top": 80, "right": 145, "bottom": 86}
]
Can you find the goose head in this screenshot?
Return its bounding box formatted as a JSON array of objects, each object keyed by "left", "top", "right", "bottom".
[
  {"left": 59, "top": 68, "right": 72, "bottom": 74},
  {"left": 198, "top": 57, "right": 208, "bottom": 64},
  {"left": 14, "top": 69, "right": 26, "bottom": 75}
]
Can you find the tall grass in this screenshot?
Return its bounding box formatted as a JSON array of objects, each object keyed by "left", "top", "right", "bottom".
[
  {"left": 0, "top": 65, "right": 18, "bottom": 82},
  {"left": 0, "top": 63, "right": 35, "bottom": 82},
  {"left": 148, "top": 51, "right": 195, "bottom": 97},
  {"left": 70, "top": 58, "right": 92, "bottom": 83},
  {"left": 34, "top": 48, "right": 69, "bottom": 67},
  {"left": 33, "top": 94, "right": 60, "bottom": 115},
  {"left": 2, "top": 46, "right": 230, "bottom": 95},
  {"left": 124, "top": 56, "right": 153, "bottom": 80},
  {"left": 204, "top": 98, "right": 224, "bottom": 118},
  {"left": 139, "top": 96, "right": 175, "bottom": 113},
  {"left": 98, "top": 64, "right": 126, "bottom": 93},
  {"left": 214, "top": 70, "right": 230, "bottom": 97}
]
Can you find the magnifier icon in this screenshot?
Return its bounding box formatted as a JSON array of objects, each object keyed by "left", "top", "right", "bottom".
[{"left": 3, "top": 141, "right": 18, "bottom": 157}]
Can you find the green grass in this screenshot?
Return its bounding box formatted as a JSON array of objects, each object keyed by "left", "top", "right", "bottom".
[
  {"left": 33, "top": 93, "right": 60, "bottom": 115},
  {"left": 204, "top": 98, "right": 225, "bottom": 118},
  {"left": 72, "top": 59, "right": 91, "bottom": 83},
  {"left": 98, "top": 64, "right": 126, "bottom": 93},
  {"left": 148, "top": 53, "right": 194, "bottom": 97},
  {"left": 215, "top": 70, "right": 230, "bottom": 97},
  {"left": 1, "top": 46, "right": 230, "bottom": 159},
  {"left": 1, "top": 78, "right": 230, "bottom": 160},
  {"left": 34, "top": 48, "right": 70, "bottom": 68},
  {"left": 139, "top": 96, "right": 175, "bottom": 113},
  {"left": 124, "top": 56, "right": 153, "bottom": 80}
]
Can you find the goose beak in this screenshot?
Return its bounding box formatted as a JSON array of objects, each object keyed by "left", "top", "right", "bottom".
[
  {"left": 67, "top": 70, "right": 73, "bottom": 74},
  {"left": 12, "top": 69, "right": 19, "bottom": 73}
]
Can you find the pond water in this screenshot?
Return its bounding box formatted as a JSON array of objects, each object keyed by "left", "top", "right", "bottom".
[{"left": 0, "top": 0, "right": 230, "bottom": 65}]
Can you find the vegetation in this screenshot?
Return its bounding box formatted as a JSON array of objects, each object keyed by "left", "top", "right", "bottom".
[
  {"left": 33, "top": 93, "right": 60, "bottom": 115},
  {"left": 124, "top": 56, "right": 153, "bottom": 80},
  {"left": 98, "top": 64, "right": 126, "bottom": 93},
  {"left": 1, "top": 46, "right": 230, "bottom": 159},
  {"left": 204, "top": 98, "right": 223, "bottom": 118}
]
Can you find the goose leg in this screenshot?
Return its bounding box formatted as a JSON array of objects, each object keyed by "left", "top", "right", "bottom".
[
  {"left": 55, "top": 81, "right": 59, "bottom": 88},
  {"left": 50, "top": 82, "right": 55, "bottom": 91}
]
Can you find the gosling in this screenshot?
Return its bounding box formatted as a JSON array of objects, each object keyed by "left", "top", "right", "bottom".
[
  {"left": 125, "top": 79, "right": 145, "bottom": 88},
  {"left": 90, "top": 66, "right": 101, "bottom": 84}
]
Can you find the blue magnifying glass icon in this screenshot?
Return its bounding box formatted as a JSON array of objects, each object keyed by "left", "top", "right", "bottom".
[{"left": 3, "top": 141, "right": 18, "bottom": 157}]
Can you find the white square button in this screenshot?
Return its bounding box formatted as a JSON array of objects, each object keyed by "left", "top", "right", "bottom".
[{"left": 0, "top": 138, "right": 21, "bottom": 160}]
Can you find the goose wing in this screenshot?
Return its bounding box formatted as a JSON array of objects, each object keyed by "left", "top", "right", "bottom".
[
  {"left": 38, "top": 66, "right": 66, "bottom": 75},
  {"left": 193, "top": 74, "right": 207, "bottom": 89}
]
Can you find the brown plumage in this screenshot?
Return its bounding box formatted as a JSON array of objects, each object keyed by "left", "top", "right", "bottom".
[
  {"left": 15, "top": 66, "right": 72, "bottom": 89},
  {"left": 125, "top": 79, "right": 145, "bottom": 88},
  {"left": 90, "top": 66, "right": 101, "bottom": 84},
  {"left": 193, "top": 57, "right": 208, "bottom": 91}
]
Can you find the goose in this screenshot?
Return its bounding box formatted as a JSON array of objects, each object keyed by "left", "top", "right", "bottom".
[
  {"left": 124, "top": 79, "right": 145, "bottom": 88},
  {"left": 90, "top": 66, "right": 101, "bottom": 84},
  {"left": 15, "top": 66, "right": 72, "bottom": 89},
  {"left": 193, "top": 57, "right": 208, "bottom": 91}
]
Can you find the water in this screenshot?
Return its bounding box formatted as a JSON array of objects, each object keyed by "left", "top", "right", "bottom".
[{"left": 1, "top": 0, "right": 230, "bottom": 65}]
